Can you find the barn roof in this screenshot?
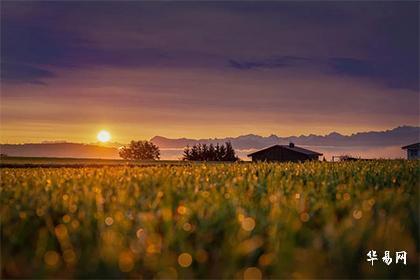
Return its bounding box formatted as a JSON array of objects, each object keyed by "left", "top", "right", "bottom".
[
  {"left": 247, "top": 144, "right": 323, "bottom": 157},
  {"left": 401, "top": 142, "right": 420, "bottom": 150}
]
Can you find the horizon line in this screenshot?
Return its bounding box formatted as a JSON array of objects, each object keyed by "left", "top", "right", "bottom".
[{"left": 0, "top": 124, "right": 418, "bottom": 145}]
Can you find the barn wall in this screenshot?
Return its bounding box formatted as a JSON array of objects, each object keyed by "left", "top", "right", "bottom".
[{"left": 407, "top": 148, "right": 420, "bottom": 160}]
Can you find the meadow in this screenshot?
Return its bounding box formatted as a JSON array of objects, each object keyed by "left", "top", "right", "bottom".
[
  {"left": 0, "top": 156, "right": 185, "bottom": 168},
  {"left": 1, "top": 160, "right": 419, "bottom": 278}
]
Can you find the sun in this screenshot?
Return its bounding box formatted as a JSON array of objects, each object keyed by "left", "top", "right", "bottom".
[{"left": 97, "top": 130, "right": 111, "bottom": 143}]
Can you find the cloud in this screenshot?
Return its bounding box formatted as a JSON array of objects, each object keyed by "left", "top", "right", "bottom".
[
  {"left": 1, "top": 1, "right": 417, "bottom": 87},
  {"left": 1, "top": 62, "right": 55, "bottom": 85},
  {"left": 228, "top": 56, "right": 308, "bottom": 70},
  {"left": 329, "top": 58, "right": 376, "bottom": 76},
  {"left": 0, "top": 1, "right": 418, "bottom": 142},
  {"left": 228, "top": 55, "right": 418, "bottom": 91},
  {"left": 328, "top": 57, "right": 418, "bottom": 91}
]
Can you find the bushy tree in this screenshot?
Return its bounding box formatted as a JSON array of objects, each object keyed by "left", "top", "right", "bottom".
[
  {"left": 224, "top": 142, "right": 237, "bottom": 161},
  {"left": 182, "top": 142, "right": 239, "bottom": 161},
  {"left": 119, "top": 140, "right": 160, "bottom": 160}
]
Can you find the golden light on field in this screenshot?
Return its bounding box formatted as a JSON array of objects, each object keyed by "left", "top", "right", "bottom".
[
  {"left": 97, "top": 130, "right": 111, "bottom": 143},
  {"left": 0, "top": 160, "right": 418, "bottom": 278},
  {"left": 178, "top": 252, "right": 193, "bottom": 267},
  {"left": 243, "top": 267, "right": 262, "bottom": 280},
  {"left": 44, "top": 250, "right": 60, "bottom": 267},
  {"left": 241, "top": 217, "right": 256, "bottom": 231},
  {"left": 118, "top": 251, "right": 134, "bottom": 272}
]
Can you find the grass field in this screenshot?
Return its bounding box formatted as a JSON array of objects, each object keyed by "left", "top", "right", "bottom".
[
  {"left": 0, "top": 156, "right": 187, "bottom": 168},
  {"left": 1, "top": 160, "right": 419, "bottom": 278}
]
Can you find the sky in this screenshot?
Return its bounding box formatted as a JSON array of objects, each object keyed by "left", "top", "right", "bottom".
[{"left": 1, "top": 1, "right": 419, "bottom": 143}]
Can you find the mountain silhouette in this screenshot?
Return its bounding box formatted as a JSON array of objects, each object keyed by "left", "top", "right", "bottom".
[
  {"left": 1, "top": 126, "right": 418, "bottom": 159},
  {"left": 150, "top": 126, "right": 419, "bottom": 149}
]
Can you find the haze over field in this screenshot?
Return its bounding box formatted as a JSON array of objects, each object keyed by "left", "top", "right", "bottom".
[{"left": 1, "top": 126, "right": 417, "bottom": 160}]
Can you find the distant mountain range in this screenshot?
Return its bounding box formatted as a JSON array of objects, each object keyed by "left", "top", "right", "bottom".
[
  {"left": 0, "top": 126, "right": 418, "bottom": 159},
  {"left": 151, "top": 126, "right": 419, "bottom": 150}
]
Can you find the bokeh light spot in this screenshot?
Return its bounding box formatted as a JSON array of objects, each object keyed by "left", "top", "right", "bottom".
[
  {"left": 241, "top": 217, "right": 256, "bottom": 231},
  {"left": 44, "top": 251, "right": 60, "bottom": 267},
  {"left": 105, "top": 217, "right": 114, "bottom": 226},
  {"left": 178, "top": 252, "right": 193, "bottom": 267},
  {"left": 244, "top": 267, "right": 262, "bottom": 280}
]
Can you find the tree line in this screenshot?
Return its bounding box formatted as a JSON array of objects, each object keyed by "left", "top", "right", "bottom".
[
  {"left": 182, "top": 142, "right": 238, "bottom": 161},
  {"left": 119, "top": 140, "right": 238, "bottom": 161}
]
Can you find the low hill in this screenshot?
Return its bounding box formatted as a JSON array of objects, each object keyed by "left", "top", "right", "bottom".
[{"left": 0, "top": 143, "right": 119, "bottom": 159}]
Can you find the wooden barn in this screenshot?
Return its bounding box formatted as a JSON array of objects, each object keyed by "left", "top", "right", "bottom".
[
  {"left": 401, "top": 143, "right": 419, "bottom": 160},
  {"left": 247, "top": 143, "right": 322, "bottom": 162}
]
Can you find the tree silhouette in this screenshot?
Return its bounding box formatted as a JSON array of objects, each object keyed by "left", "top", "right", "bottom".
[
  {"left": 182, "top": 141, "right": 239, "bottom": 161},
  {"left": 119, "top": 140, "right": 160, "bottom": 160},
  {"left": 183, "top": 145, "right": 191, "bottom": 160},
  {"left": 224, "top": 142, "right": 237, "bottom": 161},
  {"left": 208, "top": 144, "right": 216, "bottom": 161}
]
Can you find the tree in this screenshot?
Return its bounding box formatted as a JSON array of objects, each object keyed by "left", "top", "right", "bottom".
[
  {"left": 217, "top": 143, "right": 226, "bottom": 161},
  {"left": 223, "top": 142, "right": 237, "bottom": 161},
  {"left": 208, "top": 144, "right": 216, "bottom": 161},
  {"left": 182, "top": 141, "right": 239, "bottom": 161},
  {"left": 183, "top": 145, "right": 191, "bottom": 160},
  {"left": 119, "top": 140, "right": 160, "bottom": 160}
]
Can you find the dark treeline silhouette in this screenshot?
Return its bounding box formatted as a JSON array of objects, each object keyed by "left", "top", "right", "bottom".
[
  {"left": 119, "top": 140, "right": 160, "bottom": 160},
  {"left": 183, "top": 142, "right": 239, "bottom": 161}
]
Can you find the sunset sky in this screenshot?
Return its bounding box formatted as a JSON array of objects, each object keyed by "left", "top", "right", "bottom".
[{"left": 1, "top": 1, "right": 418, "bottom": 143}]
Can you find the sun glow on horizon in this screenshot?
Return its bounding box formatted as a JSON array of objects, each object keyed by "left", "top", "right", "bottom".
[{"left": 97, "top": 130, "right": 111, "bottom": 143}]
